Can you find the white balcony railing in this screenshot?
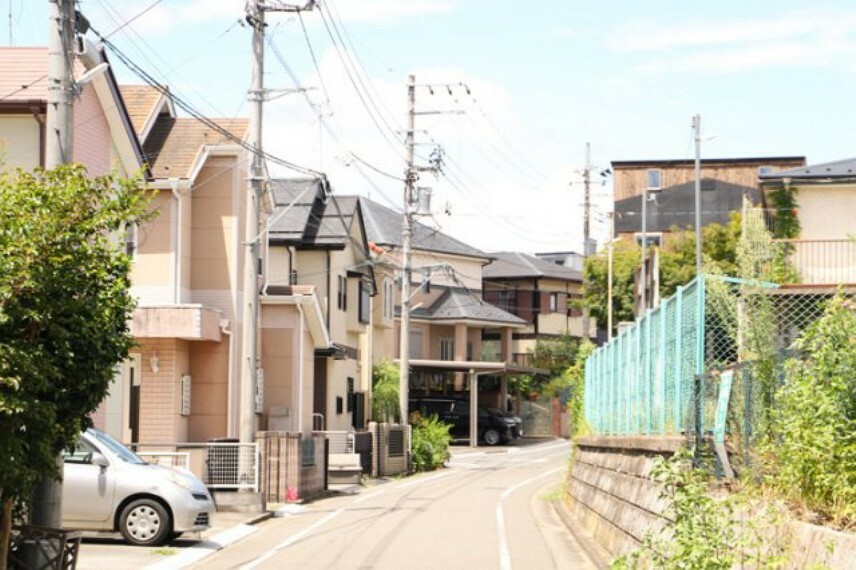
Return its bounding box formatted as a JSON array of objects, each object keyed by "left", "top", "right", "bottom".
[{"left": 776, "top": 239, "right": 856, "bottom": 285}]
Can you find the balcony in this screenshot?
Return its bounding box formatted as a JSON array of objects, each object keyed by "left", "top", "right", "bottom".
[{"left": 776, "top": 239, "right": 856, "bottom": 285}]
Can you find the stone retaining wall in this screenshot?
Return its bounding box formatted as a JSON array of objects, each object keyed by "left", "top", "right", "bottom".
[
  {"left": 566, "top": 436, "right": 682, "bottom": 557},
  {"left": 566, "top": 436, "right": 856, "bottom": 567}
]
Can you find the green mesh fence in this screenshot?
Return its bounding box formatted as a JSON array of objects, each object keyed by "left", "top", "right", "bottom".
[{"left": 585, "top": 275, "right": 846, "bottom": 446}]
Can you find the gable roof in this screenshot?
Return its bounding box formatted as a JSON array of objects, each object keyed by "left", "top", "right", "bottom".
[
  {"left": 409, "top": 288, "right": 525, "bottom": 326},
  {"left": 119, "top": 84, "right": 173, "bottom": 140},
  {"left": 484, "top": 251, "right": 582, "bottom": 281},
  {"left": 357, "top": 197, "right": 490, "bottom": 261},
  {"left": 759, "top": 157, "right": 856, "bottom": 182},
  {"left": 614, "top": 178, "right": 760, "bottom": 234},
  {"left": 143, "top": 116, "right": 248, "bottom": 179},
  {"left": 269, "top": 178, "right": 363, "bottom": 249}
]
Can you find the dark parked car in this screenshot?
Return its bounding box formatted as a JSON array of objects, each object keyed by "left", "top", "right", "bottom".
[{"left": 410, "top": 397, "right": 523, "bottom": 445}]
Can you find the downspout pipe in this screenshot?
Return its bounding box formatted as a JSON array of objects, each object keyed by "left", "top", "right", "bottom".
[{"left": 171, "top": 178, "right": 183, "bottom": 304}]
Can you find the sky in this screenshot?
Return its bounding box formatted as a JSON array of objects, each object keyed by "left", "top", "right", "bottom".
[{"left": 5, "top": 1, "right": 856, "bottom": 255}]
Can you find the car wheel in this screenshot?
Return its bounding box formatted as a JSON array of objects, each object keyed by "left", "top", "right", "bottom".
[
  {"left": 119, "top": 499, "right": 171, "bottom": 546},
  {"left": 483, "top": 428, "right": 501, "bottom": 446}
]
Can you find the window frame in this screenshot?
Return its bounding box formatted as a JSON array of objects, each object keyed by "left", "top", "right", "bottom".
[{"left": 646, "top": 169, "right": 662, "bottom": 190}]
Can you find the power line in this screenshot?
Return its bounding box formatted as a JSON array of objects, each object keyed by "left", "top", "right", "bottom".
[{"left": 102, "top": 0, "right": 165, "bottom": 39}]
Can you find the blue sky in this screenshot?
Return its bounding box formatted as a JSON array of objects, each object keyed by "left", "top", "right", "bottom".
[{"left": 6, "top": 1, "right": 856, "bottom": 254}]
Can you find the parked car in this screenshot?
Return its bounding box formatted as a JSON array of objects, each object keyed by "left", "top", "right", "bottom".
[
  {"left": 410, "top": 397, "right": 523, "bottom": 445},
  {"left": 61, "top": 427, "right": 215, "bottom": 546}
]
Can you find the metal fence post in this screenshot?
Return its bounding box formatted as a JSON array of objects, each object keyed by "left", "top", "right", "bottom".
[
  {"left": 743, "top": 365, "right": 751, "bottom": 467},
  {"left": 658, "top": 301, "right": 667, "bottom": 434},
  {"left": 695, "top": 275, "right": 706, "bottom": 447},
  {"left": 644, "top": 310, "right": 652, "bottom": 435},
  {"left": 674, "top": 286, "right": 684, "bottom": 433}
]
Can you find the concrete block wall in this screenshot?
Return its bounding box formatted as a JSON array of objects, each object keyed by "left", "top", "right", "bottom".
[
  {"left": 567, "top": 436, "right": 856, "bottom": 566},
  {"left": 566, "top": 436, "right": 684, "bottom": 557}
]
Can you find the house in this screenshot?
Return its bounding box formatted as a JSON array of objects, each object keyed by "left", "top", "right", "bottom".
[
  {"left": 265, "top": 178, "right": 375, "bottom": 433},
  {"left": 0, "top": 45, "right": 145, "bottom": 177},
  {"left": 760, "top": 157, "right": 856, "bottom": 285},
  {"left": 611, "top": 157, "right": 805, "bottom": 245},
  {"left": 482, "top": 251, "right": 590, "bottom": 366},
  {"left": 358, "top": 197, "right": 530, "bottom": 407}
]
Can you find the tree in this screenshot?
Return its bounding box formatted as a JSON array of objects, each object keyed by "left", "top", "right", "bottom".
[
  {"left": 372, "top": 359, "right": 400, "bottom": 423},
  {"left": 0, "top": 165, "right": 150, "bottom": 554},
  {"left": 584, "top": 214, "right": 742, "bottom": 336}
]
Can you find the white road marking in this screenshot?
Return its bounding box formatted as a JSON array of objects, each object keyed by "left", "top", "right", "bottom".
[{"left": 496, "top": 466, "right": 565, "bottom": 570}]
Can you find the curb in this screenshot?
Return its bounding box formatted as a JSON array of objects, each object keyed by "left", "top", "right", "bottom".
[
  {"left": 144, "top": 512, "right": 272, "bottom": 570},
  {"left": 551, "top": 498, "right": 611, "bottom": 569}
]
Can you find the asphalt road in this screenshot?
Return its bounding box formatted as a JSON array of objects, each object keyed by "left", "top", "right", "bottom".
[{"left": 189, "top": 439, "right": 595, "bottom": 570}]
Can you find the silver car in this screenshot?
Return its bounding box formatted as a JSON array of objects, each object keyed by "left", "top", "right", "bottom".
[{"left": 61, "top": 428, "right": 215, "bottom": 546}]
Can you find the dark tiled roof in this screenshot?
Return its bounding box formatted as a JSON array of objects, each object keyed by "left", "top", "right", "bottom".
[
  {"left": 410, "top": 288, "right": 525, "bottom": 325},
  {"left": 483, "top": 251, "right": 582, "bottom": 281},
  {"left": 614, "top": 178, "right": 760, "bottom": 234},
  {"left": 357, "top": 197, "right": 490, "bottom": 260},
  {"left": 269, "top": 178, "right": 361, "bottom": 249},
  {"left": 759, "top": 157, "right": 856, "bottom": 181}
]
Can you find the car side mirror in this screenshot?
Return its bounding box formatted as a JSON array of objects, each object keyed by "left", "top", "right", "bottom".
[{"left": 90, "top": 452, "right": 109, "bottom": 468}]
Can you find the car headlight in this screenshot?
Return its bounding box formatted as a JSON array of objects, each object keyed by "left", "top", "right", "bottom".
[{"left": 168, "top": 470, "right": 194, "bottom": 491}]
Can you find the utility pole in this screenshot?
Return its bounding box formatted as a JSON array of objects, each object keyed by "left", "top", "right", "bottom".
[
  {"left": 581, "top": 142, "right": 592, "bottom": 341},
  {"left": 240, "top": 0, "right": 314, "bottom": 446},
  {"left": 31, "top": 0, "right": 75, "bottom": 533},
  {"left": 607, "top": 211, "right": 614, "bottom": 340},
  {"left": 399, "top": 74, "right": 416, "bottom": 424},
  {"left": 692, "top": 114, "right": 703, "bottom": 276},
  {"left": 640, "top": 184, "right": 648, "bottom": 316}
]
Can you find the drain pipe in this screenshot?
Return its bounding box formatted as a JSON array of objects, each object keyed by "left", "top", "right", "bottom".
[{"left": 171, "top": 178, "right": 183, "bottom": 304}]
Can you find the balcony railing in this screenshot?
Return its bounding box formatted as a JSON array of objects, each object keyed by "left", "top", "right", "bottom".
[{"left": 775, "top": 239, "right": 856, "bottom": 285}]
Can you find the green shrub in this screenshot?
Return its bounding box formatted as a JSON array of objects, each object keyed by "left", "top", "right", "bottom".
[
  {"left": 764, "top": 295, "right": 856, "bottom": 527},
  {"left": 411, "top": 414, "right": 451, "bottom": 472},
  {"left": 372, "top": 359, "right": 400, "bottom": 423}
]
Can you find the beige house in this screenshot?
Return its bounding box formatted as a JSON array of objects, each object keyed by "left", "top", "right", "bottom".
[
  {"left": 266, "top": 179, "right": 374, "bottom": 432},
  {"left": 760, "top": 158, "right": 856, "bottom": 285},
  {"left": 482, "top": 252, "right": 590, "bottom": 365},
  {"left": 357, "top": 198, "right": 529, "bottom": 407}
]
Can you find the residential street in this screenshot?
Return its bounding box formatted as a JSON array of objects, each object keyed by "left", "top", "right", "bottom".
[{"left": 187, "top": 439, "right": 594, "bottom": 570}]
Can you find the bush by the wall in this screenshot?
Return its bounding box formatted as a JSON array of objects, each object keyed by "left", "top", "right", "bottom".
[{"left": 411, "top": 414, "right": 451, "bottom": 472}]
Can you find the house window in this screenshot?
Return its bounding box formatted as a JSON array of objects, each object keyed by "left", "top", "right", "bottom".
[
  {"left": 337, "top": 275, "right": 347, "bottom": 311},
  {"left": 497, "top": 289, "right": 516, "bottom": 314},
  {"left": 758, "top": 166, "right": 774, "bottom": 176},
  {"left": 347, "top": 377, "right": 354, "bottom": 412},
  {"left": 358, "top": 280, "right": 370, "bottom": 324},
  {"left": 634, "top": 232, "right": 662, "bottom": 248},
  {"left": 439, "top": 338, "right": 455, "bottom": 361},
  {"left": 549, "top": 292, "right": 559, "bottom": 312},
  {"left": 408, "top": 330, "right": 423, "bottom": 359},
  {"left": 383, "top": 279, "right": 394, "bottom": 320},
  {"left": 124, "top": 223, "right": 138, "bottom": 258},
  {"left": 646, "top": 169, "right": 662, "bottom": 190}
]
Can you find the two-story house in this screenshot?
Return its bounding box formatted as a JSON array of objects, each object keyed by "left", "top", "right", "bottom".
[
  {"left": 482, "top": 251, "right": 590, "bottom": 365},
  {"left": 266, "top": 178, "right": 375, "bottom": 433},
  {"left": 760, "top": 157, "right": 856, "bottom": 285},
  {"left": 612, "top": 156, "right": 806, "bottom": 246},
  {"left": 357, "top": 198, "right": 529, "bottom": 409}
]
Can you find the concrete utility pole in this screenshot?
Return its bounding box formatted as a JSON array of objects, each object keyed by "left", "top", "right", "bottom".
[
  {"left": 31, "top": 0, "right": 75, "bottom": 533},
  {"left": 581, "top": 142, "right": 592, "bottom": 340},
  {"left": 607, "top": 211, "right": 614, "bottom": 340},
  {"left": 240, "top": 0, "right": 314, "bottom": 445},
  {"left": 692, "top": 114, "right": 703, "bottom": 276},
  {"left": 399, "top": 74, "right": 416, "bottom": 424},
  {"left": 640, "top": 184, "right": 648, "bottom": 316}
]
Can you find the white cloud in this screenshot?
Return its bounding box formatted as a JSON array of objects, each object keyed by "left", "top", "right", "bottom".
[{"left": 608, "top": 8, "right": 856, "bottom": 74}]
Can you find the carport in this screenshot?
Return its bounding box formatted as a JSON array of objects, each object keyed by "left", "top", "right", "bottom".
[{"left": 395, "top": 359, "right": 545, "bottom": 448}]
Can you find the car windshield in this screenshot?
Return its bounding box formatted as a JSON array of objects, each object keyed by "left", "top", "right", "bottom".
[{"left": 88, "top": 428, "right": 146, "bottom": 465}]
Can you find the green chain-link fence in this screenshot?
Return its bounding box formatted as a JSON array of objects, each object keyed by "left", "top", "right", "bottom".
[{"left": 584, "top": 275, "right": 844, "bottom": 448}]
